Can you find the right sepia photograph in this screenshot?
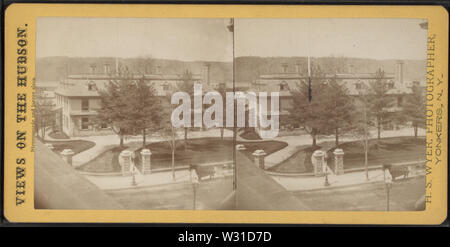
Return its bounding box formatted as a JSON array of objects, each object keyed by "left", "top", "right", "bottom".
[
  {"left": 233, "top": 18, "right": 427, "bottom": 211},
  {"left": 34, "top": 17, "right": 428, "bottom": 211}
]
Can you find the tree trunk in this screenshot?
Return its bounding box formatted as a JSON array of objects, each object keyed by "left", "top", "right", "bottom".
[
  {"left": 184, "top": 127, "right": 188, "bottom": 148},
  {"left": 40, "top": 127, "right": 46, "bottom": 141},
  {"left": 120, "top": 135, "right": 124, "bottom": 147},
  {"left": 377, "top": 120, "right": 381, "bottom": 140},
  {"left": 142, "top": 128, "right": 146, "bottom": 147},
  {"left": 414, "top": 125, "right": 418, "bottom": 138},
  {"left": 377, "top": 117, "right": 381, "bottom": 148},
  {"left": 220, "top": 127, "right": 224, "bottom": 139},
  {"left": 335, "top": 128, "right": 339, "bottom": 146},
  {"left": 172, "top": 124, "right": 176, "bottom": 181},
  {"left": 365, "top": 140, "right": 369, "bottom": 181},
  {"left": 172, "top": 146, "right": 175, "bottom": 181},
  {"left": 312, "top": 134, "right": 317, "bottom": 146}
]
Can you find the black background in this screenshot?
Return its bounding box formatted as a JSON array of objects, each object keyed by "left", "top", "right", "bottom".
[{"left": 0, "top": 0, "right": 449, "bottom": 238}]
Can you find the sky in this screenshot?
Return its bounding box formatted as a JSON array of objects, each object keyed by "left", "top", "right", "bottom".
[
  {"left": 37, "top": 18, "right": 233, "bottom": 62},
  {"left": 37, "top": 17, "right": 427, "bottom": 61},
  {"left": 235, "top": 18, "right": 428, "bottom": 60}
]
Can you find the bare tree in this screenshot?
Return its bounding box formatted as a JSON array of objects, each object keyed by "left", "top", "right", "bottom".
[
  {"left": 367, "top": 68, "right": 392, "bottom": 144},
  {"left": 402, "top": 84, "right": 426, "bottom": 138},
  {"left": 159, "top": 91, "right": 180, "bottom": 181},
  {"left": 351, "top": 85, "right": 372, "bottom": 180},
  {"left": 97, "top": 79, "right": 135, "bottom": 147},
  {"left": 177, "top": 70, "right": 195, "bottom": 148},
  {"left": 34, "top": 84, "right": 55, "bottom": 140}
]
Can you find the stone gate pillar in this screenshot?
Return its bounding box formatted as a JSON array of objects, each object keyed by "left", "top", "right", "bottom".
[
  {"left": 45, "top": 143, "right": 54, "bottom": 150},
  {"left": 141, "top": 149, "right": 152, "bottom": 174},
  {"left": 311, "top": 150, "right": 325, "bottom": 176},
  {"left": 252, "top": 149, "right": 267, "bottom": 170},
  {"left": 60, "top": 149, "right": 75, "bottom": 166},
  {"left": 333, "top": 148, "right": 345, "bottom": 175},
  {"left": 236, "top": 144, "right": 246, "bottom": 151},
  {"left": 119, "top": 150, "right": 132, "bottom": 176}
]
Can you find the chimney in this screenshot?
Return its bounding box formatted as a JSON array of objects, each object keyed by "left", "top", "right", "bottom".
[
  {"left": 204, "top": 63, "right": 211, "bottom": 85},
  {"left": 396, "top": 60, "right": 404, "bottom": 84},
  {"left": 104, "top": 63, "right": 110, "bottom": 75},
  {"left": 348, "top": 64, "right": 354, "bottom": 74},
  {"left": 115, "top": 57, "right": 119, "bottom": 75},
  {"left": 90, "top": 64, "right": 97, "bottom": 74},
  {"left": 282, "top": 63, "right": 288, "bottom": 73},
  {"left": 295, "top": 63, "right": 301, "bottom": 74}
]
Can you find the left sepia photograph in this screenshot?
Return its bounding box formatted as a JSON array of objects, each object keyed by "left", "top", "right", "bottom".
[{"left": 34, "top": 17, "right": 235, "bottom": 210}]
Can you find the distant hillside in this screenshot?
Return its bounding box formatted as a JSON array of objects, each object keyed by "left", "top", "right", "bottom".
[
  {"left": 235, "top": 56, "right": 427, "bottom": 83},
  {"left": 36, "top": 57, "right": 233, "bottom": 84},
  {"left": 37, "top": 56, "right": 426, "bottom": 86}
]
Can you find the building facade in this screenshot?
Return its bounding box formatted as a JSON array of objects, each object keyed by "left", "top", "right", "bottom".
[
  {"left": 250, "top": 60, "right": 423, "bottom": 133},
  {"left": 54, "top": 65, "right": 211, "bottom": 137}
]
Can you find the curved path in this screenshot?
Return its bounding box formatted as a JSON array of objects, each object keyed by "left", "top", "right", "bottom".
[
  {"left": 68, "top": 129, "right": 234, "bottom": 168},
  {"left": 264, "top": 127, "right": 426, "bottom": 169}
]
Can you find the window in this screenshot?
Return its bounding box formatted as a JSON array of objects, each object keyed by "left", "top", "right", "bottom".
[
  {"left": 397, "top": 96, "right": 403, "bottom": 107},
  {"left": 81, "top": 99, "right": 89, "bottom": 111},
  {"left": 355, "top": 83, "right": 362, "bottom": 90},
  {"left": 100, "top": 122, "right": 108, "bottom": 129},
  {"left": 88, "top": 81, "right": 96, "bottom": 91},
  {"left": 81, "top": 117, "right": 89, "bottom": 130}
]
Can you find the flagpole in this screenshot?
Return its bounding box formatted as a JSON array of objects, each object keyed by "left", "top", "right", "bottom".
[
  {"left": 308, "top": 56, "right": 312, "bottom": 102},
  {"left": 307, "top": 21, "right": 312, "bottom": 102}
]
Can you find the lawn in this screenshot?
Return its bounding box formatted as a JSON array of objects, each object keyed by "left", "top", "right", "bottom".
[
  {"left": 78, "top": 145, "right": 128, "bottom": 173},
  {"left": 328, "top": 136, "right": 426, "bottom": 171},
  {"left": 136, "top": 138, "right": 234, "bottom": 170},
  {"left": 238, "top": 140, "right": 288, "bottom": 160},
  {"left": 239, "top": 129, "right": 262, "bottom": 140},
  {"left": 48, "top": 130, "right": 70, "bottom": 140},
  {"left": 79, "top": 138, "right": 234, "bottom": 173},
  {"left": 46, "top": 140, "right": 96, "bottom": 155},
  {"left": 268, "top": 145, "right": 322, "bottom": 174},
  {"left": 78, "top": 137, "right": 288, "bottom": 173},
  {"left": 269, "top": 136, "right": 426, "bottom": 174}
]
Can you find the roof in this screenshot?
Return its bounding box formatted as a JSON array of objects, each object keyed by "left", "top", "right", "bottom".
[
  {"left": 258, "top": 72, "right": 395, "bottom": 80},
  {"left": 254, "top": 74, "right": 414, "bottom": 97},
  {"left": 34, "top": 140, "right": 124, "bottom": 209},
  {"left": 57, "top": 73, "right": 206, "bottom": 97},
  {"left": 68, "top": 73, "right": 203, "bottom": 81},
  {"left": 235, "top": 152, "right": 309, "bottom": 210},
  {"left": 55, "top": 82, "right": 102, "bottom": 97},
  {"left": 35, "top": 81, "right": 60, "bottom": 89}
]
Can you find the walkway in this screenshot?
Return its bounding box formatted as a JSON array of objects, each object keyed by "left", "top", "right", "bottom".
[
  {"left": 263, "top": 127, "right": 426, "bottom": 169},
  {"left": 83, "top": 165, "right": 234, "bottom": 191},
  {"left": 236, "top": 152, "right": 309, "bottom": 210},
  {"left": 270, "top": 161, "right": 425, "bottom": 192},
  {"left": 46, "top": 128, "right": 234, "bottom": 168}
]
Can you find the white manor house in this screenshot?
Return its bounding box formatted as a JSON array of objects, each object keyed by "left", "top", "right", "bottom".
[{"left": 53, "top": 64, "right": 214, "bottom": 137}]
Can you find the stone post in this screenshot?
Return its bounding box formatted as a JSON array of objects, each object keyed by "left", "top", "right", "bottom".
[
  {"left": 333, "top": 148, "right": 345, "bottom": 175},
  {"left": 60, "top": 149, "right": 75, "bottom": 166},
  {"left": 141, "top": 149, "right": 152, "bottom": 174},
  {"left": 236, "top": 144, "right": 246, "bottom": 151},
  {"left": 45, "top": 143, "right": 54, "bottom": 150},
  {"left": 252, "top": 149, "right": 267, "bottom": 170},
  {"left": 119, "top": 150, "right": 132, "bottom": 176},
  {"left": 311, "top": 150, "right": 325, "bottom": 176}
]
